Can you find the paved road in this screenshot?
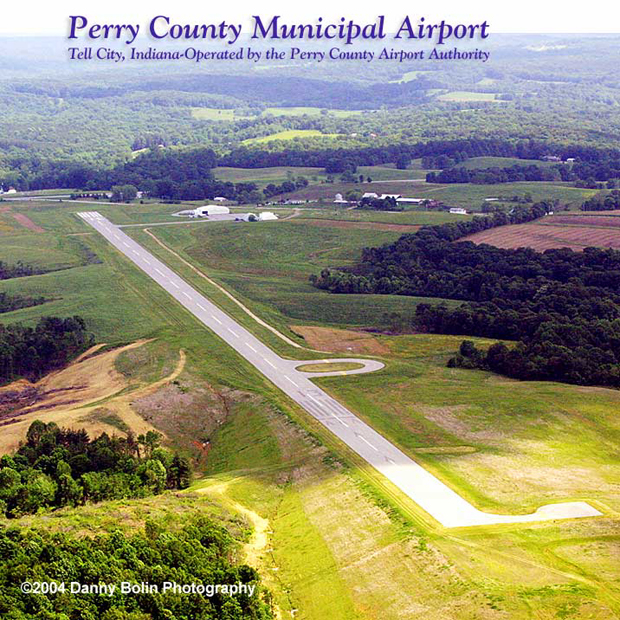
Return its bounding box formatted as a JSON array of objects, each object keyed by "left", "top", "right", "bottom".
[{"left": 78, "top": 211, "right": 602, "bottom": 528}]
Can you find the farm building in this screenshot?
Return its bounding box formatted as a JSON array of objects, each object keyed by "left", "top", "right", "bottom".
[
  {"left": 213, "top": 196, "right": 227, "bottom": 202},
  {"left": 380, "top": 194, "right": 401, "bottom": 200},
  {"left": 258, "top": 212, "right": 278, "bottom": 221},
  {"left": 396, "top": 197, "right": 423, "bottom": 204},
  {"left": 362, "top": 192, "right": 378, "bottom": 199},
  {"left": 193, "top": 205, "right": 230, "bottom": 217},
  {"left": 449, "top": 207, "right": 468, "bottom": 215}
]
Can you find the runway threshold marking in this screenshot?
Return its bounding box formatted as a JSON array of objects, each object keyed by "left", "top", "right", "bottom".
[{"left": 307, "top": 394, "right": 349, "bottom": 427}]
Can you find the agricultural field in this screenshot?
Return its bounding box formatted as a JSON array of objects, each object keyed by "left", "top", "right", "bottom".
[
  {"left": 242, "top": 129, "right": 340, "bottom": 144},
  {"left": 213, "top": 163, "right": 421, "bottom": 186},
  {"left": 295, "top": 208, "right": 472, "bottom": 226},
  {"left": 437, "top": 91, "right": 502, "bottom": 102},
  {"left": 389, "top": 70, "right": 433, "bottom": 83},
  {"left": 275, "top": 179, "right": 595, "bottom": 209},
  {"left": 463, "top": 217, "right": 620, "bottom": 251},
  {"left": 190, "top": 107, "right": 240, "bottom": 121},
  {"left": 262, "top": 106, "right": 364, "bottom": 118},
  {"left": 459, "top": 156, "right": 559, "bottom": 169},
  {"left": 190, "top": 106, "right": 365, "bottom": 121}
]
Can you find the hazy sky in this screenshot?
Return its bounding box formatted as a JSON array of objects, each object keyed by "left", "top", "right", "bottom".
[{"left": 3, "top": 0, "right": 619, "bottom": 35}]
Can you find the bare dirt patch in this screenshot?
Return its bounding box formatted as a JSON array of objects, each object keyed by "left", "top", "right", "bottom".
[
  {"left": 463, "top": 222, "right": 620, "bottom": 251},
  {"left": 291, "top": 325, "right": 390, "bottom": 355},
  {"left": 11, "top": 212, "right": 45, "bottom": 233},
  {"left": 0, "top": 340, "right": 179, "bottom": 453},
  {"left": 132, "top": 378, "right": 256, "bottom": 466}
]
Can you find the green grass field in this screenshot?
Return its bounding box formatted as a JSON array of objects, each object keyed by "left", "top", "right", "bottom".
[
  {"left": 130, "top": 221, "right": 455, "bottom": 332},
  {"left": 280, "top": 180, "right": 596, "bottom": 210},
  {"left": 190, "top": 107, "right": 240, "bottom": 121},
  {"left": 459, "top": 156, "right": 560, "bottom": 170},
  {"left": 389, "top": 70, "right": 432, "bottom": 83},
  {"left": 437, "top": 91, "right": 501, "bottom": 102},
  {"left": 242, "top": 130, "right": 340, "bottom": 144},
  {"left": 263, "top": 106, "right": 363, "bottom": 118},
  {"left": 190, "top": 106, "right": 364, "bottom": 121},
  {"left": 1, "top": 205, "right": 619, "bottom": 619}
]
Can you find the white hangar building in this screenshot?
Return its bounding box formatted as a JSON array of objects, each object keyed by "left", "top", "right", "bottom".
[{"left": 193, "top": 205, "right": 230, "bottom": 217}]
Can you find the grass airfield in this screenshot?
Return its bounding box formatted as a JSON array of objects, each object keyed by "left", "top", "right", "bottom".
[{"left": 0, "top": 196, "right": 619, "bottom": 618}]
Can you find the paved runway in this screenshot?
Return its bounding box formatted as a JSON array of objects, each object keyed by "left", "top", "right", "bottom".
[{"left": 78, "top": 211, "right": 602, "bottom": 528}]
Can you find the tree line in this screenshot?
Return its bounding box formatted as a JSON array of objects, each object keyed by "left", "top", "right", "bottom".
[
  {"left": 6, "top": 138, "right": 620, "bottom": 197},
  {"left": 426, "top": 164, "right": 566, "bottom": 185},
  {"left": 0, "top": 316, "right": 93, "bottom": 384},
  {"left": 0, "top": 516, "right": 273, "bottom": 619},
  {"left": 0, "top": 292, "right": 47, "bottom": 315},
  {"left": 311, "top": 202, "right": 620, "bottom": 386},
  {"left": 580, "top": 190, "right": 620, "bottom": 211},
  {"left": 0, "top": 261, "right": 40, "bottom": 280},
  {"left": 0, "top": 421, "right": 191, "bottom": 518}
]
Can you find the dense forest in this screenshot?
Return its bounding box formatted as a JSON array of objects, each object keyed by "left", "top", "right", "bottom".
[
  {"left": 0, "top": 421, "right": 191, "bottom": 518},
  {"left": 5, "top": 137, "right": 620, "bottom": 196},
  {"left": 311, "top": 204, "right": 620, "bottom": 387},
  {"left": 0, "top": 316, "right": 93, "bottom": 384},
  {"left": 0, "top": 517, "right": 273, "bottom": 619},
  {"left": 426, "top": 163, "right": 568, "bottom": 185}
]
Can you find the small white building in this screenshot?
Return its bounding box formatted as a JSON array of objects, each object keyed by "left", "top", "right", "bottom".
[
  {"left": 213, "top": 196, "right": 227, "bottom": 202},
  {"left": 6, "top": 187, "right": 17, "bottom": 194},
  {"left": 334, "top": 193, "right": 348, "bottom": 204},
  {"left": 449, "top": 207, "right": 468, "bottom": 215},
  {"left": 258, "top": 212, "right": 278, "bottom": 221},
  {"left": 362, "top": 192, "right": 378, "bottom": 199},
  {"left": 379, "top": 194, "right": 401, "bottom": 200},
  {"left": 238, "top": 213, "right": 257, "bottom": 222},
  {"left": 193, "top": 205, "right": 230, "bottom": 217}
]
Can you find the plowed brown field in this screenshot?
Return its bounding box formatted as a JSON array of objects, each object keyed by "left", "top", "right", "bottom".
[{"left": 463, "top": 222, "right": 620, "bottom": 251}]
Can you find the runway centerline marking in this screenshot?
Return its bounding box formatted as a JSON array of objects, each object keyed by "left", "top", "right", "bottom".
[{"left": 358, "top": 435, "right": 378, "bottom": 451}]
